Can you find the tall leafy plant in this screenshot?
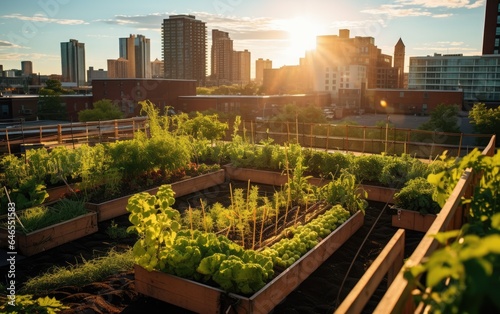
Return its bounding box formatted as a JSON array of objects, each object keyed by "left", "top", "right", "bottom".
[{"left": 405, "top": 148, "right": 500, "bottom": 313}]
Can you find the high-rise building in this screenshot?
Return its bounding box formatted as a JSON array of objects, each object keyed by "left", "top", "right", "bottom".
[
  {"left": 307, "top": 29, "right": 403, "bottom": 100},
  {"left": 162, "top": 15, "right": 206, "bottom": 85},
  {"left": 255, "top": 58, "right": 272, "bottom": 84},
  {"left": 151, "top": 58, "right": 164, "bottom": 78},
  {"left": 232, "top": 50, "right": 251, "bottom": 85},
  {"left": 211, "top": 29, "right": 233, "bottom": 84},
  {"left": 61, "top": 39, "right": 86, "bottom": 86},
  {"left": 107, "top": 58, "right": 129, "bottom": 78},
  {"left": 408, "top": 53, "right": 500, "bottom": 105},
  {"left": 482, "top": 0, "right": 500, "bottom": 55},
  {"left": 119, "top": 34, "right": 151, "bottom": 78},
  {"left": 21, "top": 61, "right": 33, "bottom": 76},
  {"left": 394, "top": 38, "right": 405, "bottom": 88}
]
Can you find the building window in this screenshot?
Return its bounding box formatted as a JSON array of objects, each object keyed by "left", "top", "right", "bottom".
[
  {"left": 325, "top": 86, "right": 329, "bottom": 91},
  {"left": 325, "top": 80, "right": 329, "bottom": 84},
  {"left": 400, "top": 91, "right": 404, "bottom": 97}
]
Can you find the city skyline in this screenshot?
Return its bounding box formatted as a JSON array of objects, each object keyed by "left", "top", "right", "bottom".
[{"left": 0, "top": 0, "right": 487, "bottom": 78}]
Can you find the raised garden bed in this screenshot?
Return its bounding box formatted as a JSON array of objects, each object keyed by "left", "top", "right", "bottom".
[
  {"left": 0, "top": 211, "right": 98, "bottom": 256},
  {"left": 45, "top": 183, "right": 77, "bottom": 203},
  {"left": 134, "top": 210, "right": 364, "bottom": 313},
  {"left": 391, "top": 207, "right": 436, "bottom": 233},
  {"left": 86, "top": 169, "right": 225, "bottom": 222},
  {"left": 223, "top": 164, "right": 397, "bottom": 203}
]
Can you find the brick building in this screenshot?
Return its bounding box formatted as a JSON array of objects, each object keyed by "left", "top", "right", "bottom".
[{"left": 91, "top": 78, "right": 196, "bottom": 117}]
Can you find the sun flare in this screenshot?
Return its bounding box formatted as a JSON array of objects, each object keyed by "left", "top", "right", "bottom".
[{"left": 285, "top": 17, "right": 323, "bottom": 53}]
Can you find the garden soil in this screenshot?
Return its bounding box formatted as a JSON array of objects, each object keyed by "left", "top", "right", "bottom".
[{"left": 1, "top": 181, "right": 424, "bottom": 314}]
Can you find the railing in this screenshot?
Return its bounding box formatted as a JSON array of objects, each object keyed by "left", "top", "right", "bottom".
[
  {"left": 335, "top": 135, "right": 496, "bottom": 313},
  {"left": 235, "top": 120, "right": 493, "bottom": 159},
  {"left": 0, "top": 117, "right": 148, "bottom": 154},
  {"left": 0, "top": 117, "right": 492, "bottom": 159}
]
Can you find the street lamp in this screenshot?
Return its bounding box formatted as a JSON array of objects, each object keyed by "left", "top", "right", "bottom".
[{"left": 380, "top": 99, "right": 389, "bottom": 154}]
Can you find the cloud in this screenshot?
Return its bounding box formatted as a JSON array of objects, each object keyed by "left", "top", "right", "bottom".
[
  {"left": 361, "top": 5, "right": 432, "bottom": 17},
  {"left": 1, "top": 13, "right": 86, "bottom": 25},
  {"left": 0, "top": 51, "right": 58, "bottom": 62},
  {"left": 96, "top": 11, "right": 290, "bottom": 41},
  {"left": 363, "top": 0, "right": 484, "bottom": 19},
  {"left": 0, "top": 40, "right": 24, "bottom": 49},
  {"left": 412, "top": 41, "right": 478, "bottom": 54},
  {"left": 395, "top": 0, "right": 485, "bottom": 9}
]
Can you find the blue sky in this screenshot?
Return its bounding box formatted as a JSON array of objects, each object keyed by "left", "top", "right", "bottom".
[{"left": 0, "top": 0, "right": 487, "bottom": 78}]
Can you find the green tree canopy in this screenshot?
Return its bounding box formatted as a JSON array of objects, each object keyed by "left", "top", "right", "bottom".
[
  {"left": 39, "top": 79, "right": 75, "bottom": 95},
  {"left": 468, "top": 103, "right": 500, "bottom": 145},
  {"left": 270, "top": 103, "right": 327, "bottom": 124},
  {"left": 418, "top": 104, "right": 460, "bottom": 133},
  {"left": 78, "top": 99, "right": 124, "bottom": 122},
  {"left": 37, "top": 96, "right": 68, "bottom": 120}
]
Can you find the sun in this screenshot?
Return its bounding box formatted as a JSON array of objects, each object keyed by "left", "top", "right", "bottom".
[{"left": 285, "top": 17, "right": 323, "bottom": 53}]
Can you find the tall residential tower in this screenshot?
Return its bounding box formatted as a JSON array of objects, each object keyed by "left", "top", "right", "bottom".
[
  {"left": 119, "top": 34, "right": 151, "bottom": 78},
  {"left": 61, "top": 39, "right": 85, "bottom": 86},
  {"left": 162, "top": 15, "right": 206, "bottom": 85},
  {"left": 211, "top": 29, "right": 233, "bottom": 84},
  {"left": 483, "top": 0, "right": 500, "bottom": 55}
]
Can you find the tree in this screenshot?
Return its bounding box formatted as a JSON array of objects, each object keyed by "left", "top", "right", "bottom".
[
  {"left": 37, "top": 95, "right": 68, "bottom": 120},
  {"left": 78, "top": 99, "right": 124, "bottom": 122},
  {"left": 411, "top": 104, "right": 461, "bottom": 145},
  {"left": 418, "top": 104, "right": 460, "bottom": 133},
  {"left": 468, "top": 103, "right": 500, "bottom": 145},
  {"left": 39, "top": 79, "right": 74, "bottom": 95}
]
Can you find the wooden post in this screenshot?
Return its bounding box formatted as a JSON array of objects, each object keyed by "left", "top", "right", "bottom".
[
  {"left": 326, "top": 124, "right": 330, "bottom": 151},
  {"left": 251, "top": 120, "right": 254, "bottom": 145},
  {"left": 345, "top": 124, "right": 349, "bottom": 152},
  {"left": 39, "top": 126, "right": 43, "bottom": 143},
  {"left": 363, "top": 125, "right": 366, "bottom": 153},
  {"left": 86, "top": 123, "right": 89, "bottom": 142},
  {"left": 6, "top": 129, "right": 11, "bottom": 155},
  {"left": 310, "top": 123, "right": 313, "bottom": 149},
  {"left": 114, "top": 119, "right": 119, "bottom": 139},
  {"left": 457, "top": 133, "right": 463, "bottom": 157},
  {"left": 57, "top": 124, "right": 62, "bottom": 144}
]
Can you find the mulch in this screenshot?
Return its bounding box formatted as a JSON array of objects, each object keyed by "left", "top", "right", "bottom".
[{"left": 1, "top": 182, "right": 424, "bottom": 314}]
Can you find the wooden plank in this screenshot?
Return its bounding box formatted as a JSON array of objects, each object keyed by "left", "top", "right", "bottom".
[
  {"left": 224, "top": 165, "right": 288, "bottom": 186},
  {"left": 359, "top": 184, "right": 397, "bottom": 203},
  {"left": 135, "top": 265, "right": 222, "bottom": 314},
  {"left": 336, "top": 229, "right": 405, "bottom": 314},
  {"left": 15, "top": 212, "right": 98, "bottom": 256},
  {"left": 374, "top": 168, "right": 473, "bottom": 314},
  {"left": 391, "top": 209, "right": 436, "bottom": 233},
  {"left": 88, "top": 170, "right": 226, "bottom": 222},
  {"left": 247, "top": 211, "right": 364, "bottom": 314},
  {"left": 171, "top": 169, "right": 225, "bottom": 197},
  {"left": 134, "top": 211, "right": 364, "bottom": 314}
]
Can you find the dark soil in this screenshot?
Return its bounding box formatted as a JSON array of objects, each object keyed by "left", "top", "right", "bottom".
[{"left": 0, "top": 180, "right": 424, "bottom": 313}]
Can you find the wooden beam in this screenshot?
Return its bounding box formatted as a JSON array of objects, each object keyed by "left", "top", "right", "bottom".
[
  {"left": 335, "top": 229, "right": 405, "bottom": 314},
  {"left": 373, "top": 168, "right": 473, "bottom": 314}
]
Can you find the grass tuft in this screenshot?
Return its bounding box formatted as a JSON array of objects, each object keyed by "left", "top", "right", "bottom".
[{"left": 20, "top": 249, "right": 134, "bottom": 295}]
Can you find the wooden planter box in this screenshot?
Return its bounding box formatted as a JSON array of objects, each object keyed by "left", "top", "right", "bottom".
[
  {"left": 391, "top": 207, "right": 436, "bottom": 233},
  {"left": 359, "top": 184, "right": 398, "bottom": 203},
  {"left": 87, "top": 169, "right": 226, "bottom": 222},
  {"left": 0, "top": 211, "right": 98, "bottom": 256},
  {"left": 223, "top": 164, "right": 288, "bottom": 186},
  {"left": 135, "top": 210, "right": 364, "bottom": 314},
  {"left": 224, "top": 165, "right": 398, "bottom": 203},
  {"left": 45, "top": 183, "right": 77, "bottom": 203}
]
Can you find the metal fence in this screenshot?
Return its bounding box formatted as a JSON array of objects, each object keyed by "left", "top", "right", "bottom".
[
  {"left": 0, "top": 117, "right": 492, "bottom": 159},
  {"left": 233, "top": 120, "right": 493, "bottom": 159}
]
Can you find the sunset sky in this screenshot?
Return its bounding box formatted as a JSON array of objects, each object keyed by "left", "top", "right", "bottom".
[{"left": 0, "top": 0, "right": 487, "bottom": 77}]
